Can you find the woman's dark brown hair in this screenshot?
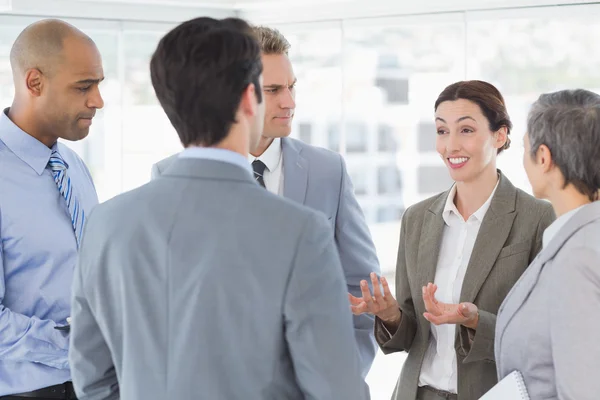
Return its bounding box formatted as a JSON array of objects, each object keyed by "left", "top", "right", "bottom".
[{"left": 434, "top": 80, "right": 513, "bottom": 154}]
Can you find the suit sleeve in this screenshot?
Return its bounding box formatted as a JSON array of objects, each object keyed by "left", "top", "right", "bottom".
[
  {"left": 69, "top": 218, "right": 119, "bottom": 400},
  {"left": 285, "top": 212, "right": 369, "bottom": 400},
  {"left": 550, "top": 246, "right": 600, "bottom": 400},
  {"left": 334, "top": 155, "right": 380, "bottom": 376},
  {"left": 374, "top": 209, "right": 418, "bottom": 354},
  {"left": 459, "top": 203, "right": 556, "bottom": 363},
  {"left": 0, "top": 214, "right": 70, "bottom": 369}
]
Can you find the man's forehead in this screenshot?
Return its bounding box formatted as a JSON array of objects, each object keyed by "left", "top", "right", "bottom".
[
  {"left": 61, "top": 44, "right": 103, "bottom": 78},
  {"left": 263, "top": 76, "right": 296, "bottom": 87}
]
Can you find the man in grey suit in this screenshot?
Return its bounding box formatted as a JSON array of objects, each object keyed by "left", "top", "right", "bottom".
[
  {"left": 68, "top": 17, "right": 369, "bottom": 400},
  {"left": 151, "top": 25, "right": 380, "bottom": 378}
]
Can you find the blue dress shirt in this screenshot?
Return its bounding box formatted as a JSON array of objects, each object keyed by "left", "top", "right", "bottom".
[
  {"left": 0, "top": 109, "right": 98, "bottom": 395},
  {"left": 178, "top": 146, "right": 254, "bottom": 175}
]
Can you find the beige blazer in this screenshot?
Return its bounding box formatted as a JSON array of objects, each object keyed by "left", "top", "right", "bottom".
[{"left": 375, "top": 172, "right": 555, "bottom": 400}]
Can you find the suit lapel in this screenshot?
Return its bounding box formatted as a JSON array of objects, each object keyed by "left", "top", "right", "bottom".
[
  {"left": 495, "top": 253, "right": 545, "bottom": 359},
  {"left": 460, "top": 173, "right": 517, "bottom": 303},
  {"left": 282, "top": 138, "right": 308, "bottom": 204},
  {"left": 416, "top": 193, "right": 447, "bottom": 295}
]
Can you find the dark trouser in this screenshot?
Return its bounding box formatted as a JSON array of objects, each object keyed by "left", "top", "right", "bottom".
[
  {"left": 0, "top": 382, "right": 76, "bottom": 400},
  {"left": 417, "top": 385, "right": 458, "bottom": 400}
]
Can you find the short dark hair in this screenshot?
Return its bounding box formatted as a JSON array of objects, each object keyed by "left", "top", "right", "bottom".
[
  {"left": 527, "top": 89, "right": 600, "bottom": 201},
  {"left": 434, "top": 80, "right": 513, "bottom": 154},
  {"left": 150, "top": 17, "right": 263, "bottom": 147}
]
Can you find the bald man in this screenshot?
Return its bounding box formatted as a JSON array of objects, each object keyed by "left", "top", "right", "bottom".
[{"left": 0, "top": 19, "right": 104, "bottom": 399}]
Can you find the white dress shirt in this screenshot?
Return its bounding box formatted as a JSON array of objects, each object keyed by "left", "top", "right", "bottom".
[
  {"left": 418, "top": 181, "right": 499, "bottom": 393},
  {"left": 542, "top": 204, "right": 585, "bottom": 248},
  {"left": 249, "top": 137, "right": 284, "bottom": 195}
]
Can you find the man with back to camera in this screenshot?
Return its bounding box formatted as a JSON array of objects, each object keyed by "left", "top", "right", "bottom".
[
  {"left": 0, "top": 19, "right": 104, "bottom": 400},
  {"left": 151, "top": 24, "right": 381, "bottom": 379},
  {"left": 68, "top": 17, "right": 370, "bottom": 400}
]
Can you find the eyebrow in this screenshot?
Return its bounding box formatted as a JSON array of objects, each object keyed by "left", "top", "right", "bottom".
[
  {"left": 263, "top": 78, "right": 297, "bottom": 89},
  {"left": 435, "top": 116, "right": 477, "bottom": 124},
  {"left": 75, "top": 77, "right": 105, "bottom": 85}
]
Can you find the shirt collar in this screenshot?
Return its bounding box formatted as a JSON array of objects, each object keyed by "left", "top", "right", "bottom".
[
  {"left": 442, "top": 180, "right": 499, "bottom": 225},
  {"left": 179, "top": 146, "right": 253, "bottom": 176},
  {"left": 248, "top": 137, "right": 282, "bottom": 172},
  {"left": 542, "top": 203, "right": 586, "bottom": 248},
  {"left": 0, "top": 108, "right": 57, "bottom": 175}
]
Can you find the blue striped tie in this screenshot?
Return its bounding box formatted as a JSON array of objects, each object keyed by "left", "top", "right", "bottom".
[{"left": 47, "top": 150, "right": 85, "bottom": 247}]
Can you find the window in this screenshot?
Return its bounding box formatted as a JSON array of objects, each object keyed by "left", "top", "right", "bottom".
[
  {"left": 377, "top": 124, "right": 398, "bottom": 152},
  {"left": 417, "top": 121, "right": 437, "bottom": 152},
  {"left": 377, "top": 205, "right": 403, "bottom": 223},
  {"left": 327, "top": 123, "right": 340, "bottom": 151},
  {"left": 466, "top": 9, "right": 600, "bottom": 193},
  {"left": 346, "top": 121, "right": 368, "bottom": 153},
  {"left": 377, "top": 165, "right": 402, "bottom": 195},
  {"left": 347, "top": 164, "right": 368, "bottom": 196},
  {"left": 283, "top": 26, "right": 343, "bottom": 152},
  {"left": 297, "top": 122, "right": 313, "bottom": 143},
  {"left": 121, "top": 31, "right": 180, "bottom": 193}
]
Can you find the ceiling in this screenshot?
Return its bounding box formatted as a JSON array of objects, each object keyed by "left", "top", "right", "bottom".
[
  {"left": 69, "top": 0, "right": 343, "bottom": 9},
  {"left": 3, "top": 0, "right": 599, "bottom": 24}
]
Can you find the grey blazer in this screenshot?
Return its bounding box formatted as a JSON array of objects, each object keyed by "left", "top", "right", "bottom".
[
  {"left": 495, "top": 201, "right": 600, "bottom": 400},
  {"left": 374, "top": 172, "right": 555, "bottom": 400},
  {"left": 151, "top": 137, "right": 380, "bottom": 376},
  {"left": 69, "top": 157, "right": 369, "bottom": 400}
]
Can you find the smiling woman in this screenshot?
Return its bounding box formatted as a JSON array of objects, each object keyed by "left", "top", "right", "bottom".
[
  {"left": 433, "top": 81, "right": 511, "bottom": 192},
  {"left": 352, "top": 80, "right": 556, "bottom": 400}
]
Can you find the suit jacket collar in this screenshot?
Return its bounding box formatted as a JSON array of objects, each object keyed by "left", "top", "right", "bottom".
[
  {"left": 281, "top": 137, "right": 308, "bottom": 204},
  {"left": 418, "top": 171, "right": 518, "bottom": 305},
  {"left": 538, "top": 201, "right": 600, "bottom": 265},
  {"left": 428, "top": 171, "right": 516, "bottom": 218},
  {"left": 162, "top": 157, "right": 256, "bottom": 185}
]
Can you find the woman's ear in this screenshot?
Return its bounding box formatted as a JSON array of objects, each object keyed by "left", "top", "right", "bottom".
[{"left": 495, "top": 126, "right": 508, "bottom": 150}]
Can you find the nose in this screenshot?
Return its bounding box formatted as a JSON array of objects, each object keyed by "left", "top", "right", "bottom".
[
  {"left": 447, "top": 131, "right": 461, "bottom": 153},
  {"left": 280, "top": 87, "right": 296, "bottom": 110},
  {"left": 87, "top": 86, "right": 104, "bottom": 110}
]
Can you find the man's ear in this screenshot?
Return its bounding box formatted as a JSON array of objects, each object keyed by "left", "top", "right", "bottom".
[
  {"left": 239, "top": 83, "right": 258, "bottom": 117},
  {"left": 25, "top": 68, "right": 44, "bottom": 97}
]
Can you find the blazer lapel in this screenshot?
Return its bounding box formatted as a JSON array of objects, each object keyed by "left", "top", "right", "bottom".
[
  {"left": 282, "top": 138, "right": 308, "bottom": 204},
  {"left": 416, "top": 193, "right": 447, "bottom": 296},
  {"left": 459, "top": 173, "right": 517, "bottom": 303},
  {"left": 536, "top": 201, "right": 600, "bottom": 266},
  {"left": 495, "top": 254, "right": 545, "bottom": 359}
]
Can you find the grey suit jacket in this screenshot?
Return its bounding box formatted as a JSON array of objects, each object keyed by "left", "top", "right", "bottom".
[
  {"left": 495, "top": 201, "right": 600, "bottom": 400},
  {"left": 151, "top": 137, "right": 380, "bottom": 377},
  {"left": 374, "top": 172, "right": 555, "bottom": 400},
  {"left": 69, "top": 157, "right": 369, "bottom": 400}
]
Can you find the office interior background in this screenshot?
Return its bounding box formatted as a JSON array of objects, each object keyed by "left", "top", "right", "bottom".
[{"left": 1, "top": 0, "right": 599, "bottom": 397}]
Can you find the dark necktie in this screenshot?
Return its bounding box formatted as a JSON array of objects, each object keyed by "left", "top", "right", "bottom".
[{"left": 252, "top": 160, "right": 267, "bottom": 188}]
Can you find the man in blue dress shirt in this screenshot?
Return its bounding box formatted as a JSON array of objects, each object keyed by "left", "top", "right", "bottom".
[{"left": 0, "top": 19, "right": 104, "bottom": 399}]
